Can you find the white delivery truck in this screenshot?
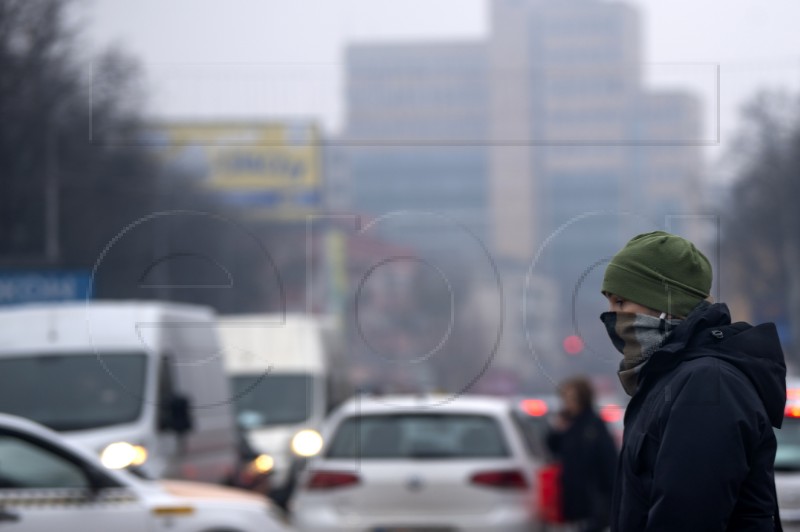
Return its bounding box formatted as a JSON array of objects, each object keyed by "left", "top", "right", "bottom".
[
  {"left": 217, "top": 313, "right": 331, "bottom": 506},
  {"left": 0, "top": 301, "right": 237, "bottom": 484}
]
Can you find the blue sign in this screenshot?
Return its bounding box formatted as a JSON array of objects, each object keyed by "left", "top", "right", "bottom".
[
  {"left": 0, "top": 271, "right": 91, "bottom": 306},
  {"left": 222, "top": 190, "right": 321, "bottom": 209}
]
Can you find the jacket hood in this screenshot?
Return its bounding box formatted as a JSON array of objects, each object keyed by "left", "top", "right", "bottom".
[{"left": 646, "top": 302, "right": 787, "bottom": 428}]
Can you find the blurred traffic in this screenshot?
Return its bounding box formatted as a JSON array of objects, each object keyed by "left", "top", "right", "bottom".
[
  {"left": 3, "top": 0, "right": 800, "bottom": 529},
  {"left": 0, "top": 299, "right": 631, "bottom": 530}
]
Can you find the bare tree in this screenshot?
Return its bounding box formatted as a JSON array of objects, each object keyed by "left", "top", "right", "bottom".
[
  {"left": 724, "top": 90, "right": 800, "bottom": 360},
  {"left": 0, "top": 0, "right": 290, "bottom": 313}
]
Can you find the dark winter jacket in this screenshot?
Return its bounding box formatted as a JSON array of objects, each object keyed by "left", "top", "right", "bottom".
[
  {"left": 611, "top": 302, "right": 787, "bottom": 532},
  {"left": 547, "top": 408, "right": 618, "bottom": 522}
]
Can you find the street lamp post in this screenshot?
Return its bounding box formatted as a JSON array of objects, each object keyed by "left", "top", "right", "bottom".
[{"left": 45, "top": 116, "right": 60, "bottom": 264}]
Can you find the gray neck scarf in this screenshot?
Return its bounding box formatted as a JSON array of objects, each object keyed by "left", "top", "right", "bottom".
[{"left": 600, "top": 311, "right": 682, "bottom": 396}]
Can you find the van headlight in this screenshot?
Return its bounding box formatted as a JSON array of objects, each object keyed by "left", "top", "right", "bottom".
[
  {"left": 251, "top": 454, "right": 275, "bottom": 473},
  {"left": 100, "top": 442, "right": 148, "bottom": 469},
  {"left": 290, "top": 429, "right": 323, "bottom": 457}
]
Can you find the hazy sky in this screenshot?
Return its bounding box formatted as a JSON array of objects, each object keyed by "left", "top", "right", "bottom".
[{"left": 86, "top": 0, "right": 800, "bottom": 179}]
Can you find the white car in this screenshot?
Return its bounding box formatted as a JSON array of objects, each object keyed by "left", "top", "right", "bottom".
[
  {"left": 0, "top": 413, "right": 288, "bottom": 532},
  {"left": 291, "top": 394, "right": 543, "bottom": 532},
  {"left": 775, "top": 380, "right": 800, "bottom": 530}
]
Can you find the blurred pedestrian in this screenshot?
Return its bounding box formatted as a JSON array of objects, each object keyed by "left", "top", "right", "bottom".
[
  {"left": 546, "top": 376, "right": 617, "bottom": 532},
  {"left": 601, "top": 231, "right": 786, "bottom": 531}
]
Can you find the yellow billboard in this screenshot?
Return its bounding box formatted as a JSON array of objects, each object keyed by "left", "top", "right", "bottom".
[{"left": 158, "top": 122, "right": 321, "bottom": 220}]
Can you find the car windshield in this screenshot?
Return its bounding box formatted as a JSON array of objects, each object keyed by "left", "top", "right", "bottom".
[
  {"left": 231, "top": 373, "right": 314, "bottom": 427},
  {"left": 0, "top": 353, "right": 147, "bottom": 431},
  {"left": 326, "top": 413, "right": 510, "bottom": 460},
  {"left": 775, "top": 416, "right": 800, "bottom": 471}
]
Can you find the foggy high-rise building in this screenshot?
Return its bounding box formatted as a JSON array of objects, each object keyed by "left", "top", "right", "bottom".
[
  {"left": 340, "top": 0, "right": 703, "bottom": 385},
  {"left": 342, "top": 42, "right": 490, "bottom": 255},
  {"left": 488, "top": 0, "right": 703, "bottom": 377}
]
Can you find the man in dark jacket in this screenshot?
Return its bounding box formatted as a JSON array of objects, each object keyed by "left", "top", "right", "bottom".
[
  {"left": 546, "top": 376, "right": 618, "bottom": 532},
  {"left": 600, "top": 231, "right": 787, "bottom": 531}
]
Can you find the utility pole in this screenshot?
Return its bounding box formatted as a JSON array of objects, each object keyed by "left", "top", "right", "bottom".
[{"left": 45, "top": 111, "right": 61, "bottom": 264}]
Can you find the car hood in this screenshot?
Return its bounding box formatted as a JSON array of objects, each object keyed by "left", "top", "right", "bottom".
[{"left": 160, "top": 479, "right": 267, "bottom": 503}]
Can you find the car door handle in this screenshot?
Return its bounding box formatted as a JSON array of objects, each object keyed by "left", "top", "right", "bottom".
[{"left": 0, "top": 508, "right": 20, "bottom": 523}]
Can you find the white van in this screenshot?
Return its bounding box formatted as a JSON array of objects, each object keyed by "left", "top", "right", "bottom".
[
  {"left": 0, "top": 301, "right": 237, "bottom": 484},
  {"left": 218, "top": 314, "right": 330, "bottom": 503}
]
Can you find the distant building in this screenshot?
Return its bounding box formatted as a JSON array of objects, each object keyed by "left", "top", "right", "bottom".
[
  {"left": 343, "top": 42, "right": 491, "bottom": 255},
  {"left": 487, "top": 0, "right": 703, "bottom": 369},
  {"left": 339, "top": 0, "right": 704, "bottom": 377}
]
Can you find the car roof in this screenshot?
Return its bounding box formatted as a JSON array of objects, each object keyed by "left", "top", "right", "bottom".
[
  {"left": 0, "top": 412, "right": 106, "bottom": 462},
  {"left": 334, "top": 394, "right": 515, "bottom": 417},
  {"left": 0, "top": 301, "right": 215, "bottom": 354},
  {"left": 0, "top": 413, "right": 144, "bottom": 487},
  {"left": 0, "top": 412, "right": 55, "bottom": 435}
]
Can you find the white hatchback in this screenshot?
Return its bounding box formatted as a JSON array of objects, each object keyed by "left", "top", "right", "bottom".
[
  {"left": 291, "top": 394, "right": 543, "bottom": 532},
  {"left": 0, "top": 413, "right": 288, "bottom": 532}
]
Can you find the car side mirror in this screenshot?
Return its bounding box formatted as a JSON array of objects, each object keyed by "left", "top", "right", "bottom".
[
  {"left": 170, "top": 395, "right": 194, "bottom": 434},
  {"left": 159, "top": 395, "right": 193, "bottom": 434}
]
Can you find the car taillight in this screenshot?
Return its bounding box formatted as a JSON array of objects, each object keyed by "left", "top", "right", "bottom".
[
  {"left": 470, "top": 469, "right": 529, "bottom": 489},
  {"left": 600, "top": 404, "right": 623, "bottom": 423},
  {"left": 785, "top": 405, "right": 800, "bottom": 418},
  {"left": 520, "top": 399, "right": 548, "bottom": 417},
  {"left": 306, "top": 470, "right": 360, "bottom": 489}
]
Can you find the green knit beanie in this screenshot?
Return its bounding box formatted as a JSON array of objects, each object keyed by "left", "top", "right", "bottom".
[{"left": 602, "top": 231, "right": 712, "bottom": 318}]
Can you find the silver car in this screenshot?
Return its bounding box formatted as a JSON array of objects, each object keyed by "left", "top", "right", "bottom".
[{"left": 291, "top": 394, "right": 544, "bottom": 532}]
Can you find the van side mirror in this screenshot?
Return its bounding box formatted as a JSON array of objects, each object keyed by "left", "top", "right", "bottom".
[
  {"left": 170, "top": 395, "right": 193, "bottom": 434},
  {"left": 159, "top": 395, "right": 193, "bottom": 434}
]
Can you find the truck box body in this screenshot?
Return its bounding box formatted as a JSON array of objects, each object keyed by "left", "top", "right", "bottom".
[{"left": 218, "top": 314, "right": 329, "bottom": 493}]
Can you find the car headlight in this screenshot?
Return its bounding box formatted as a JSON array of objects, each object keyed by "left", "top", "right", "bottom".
[
  {"left": 290, "top": 429, "right": 323, "bottom": 457},
  {"left": 100, "top": 442, "right": 148, "bottom": 469},
  {"left": 251, "top": 453, "right": 275, "bottom": 474}
]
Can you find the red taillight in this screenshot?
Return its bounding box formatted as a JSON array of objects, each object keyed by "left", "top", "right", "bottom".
[
  {"left": 470, "top": 469, "right": 529, "bottom": 490},
  {"left": 785, "top": 405, "right": 800, "bottom": 418},
  {"left": 306, "top": 470, "right": 360, "bottom": 490},
  {"left": 520, "top": 399, "right": 548, "bottom": 417},
  {"left": 600, "top": 404, "right": 623, "bottom": 424}
]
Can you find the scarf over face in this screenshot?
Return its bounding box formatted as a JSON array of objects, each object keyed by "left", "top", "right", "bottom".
[{"left": 600, "top": 311, "right": 682, "bottom": 396}]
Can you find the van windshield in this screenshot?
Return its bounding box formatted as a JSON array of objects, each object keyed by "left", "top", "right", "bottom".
[
  {"left": 231, "top": 373, "right": 313, "bottom": 427},
  {"left": 776, "top": 417, "right": 800, "bottom": 471},
  {"left": 0, "top": 353, "right": 147, "bottom": 431}
]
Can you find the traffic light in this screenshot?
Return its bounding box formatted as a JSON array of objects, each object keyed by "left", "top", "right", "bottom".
[{"left": 563, "top": 335, "right": 584, "bottom": 355}]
